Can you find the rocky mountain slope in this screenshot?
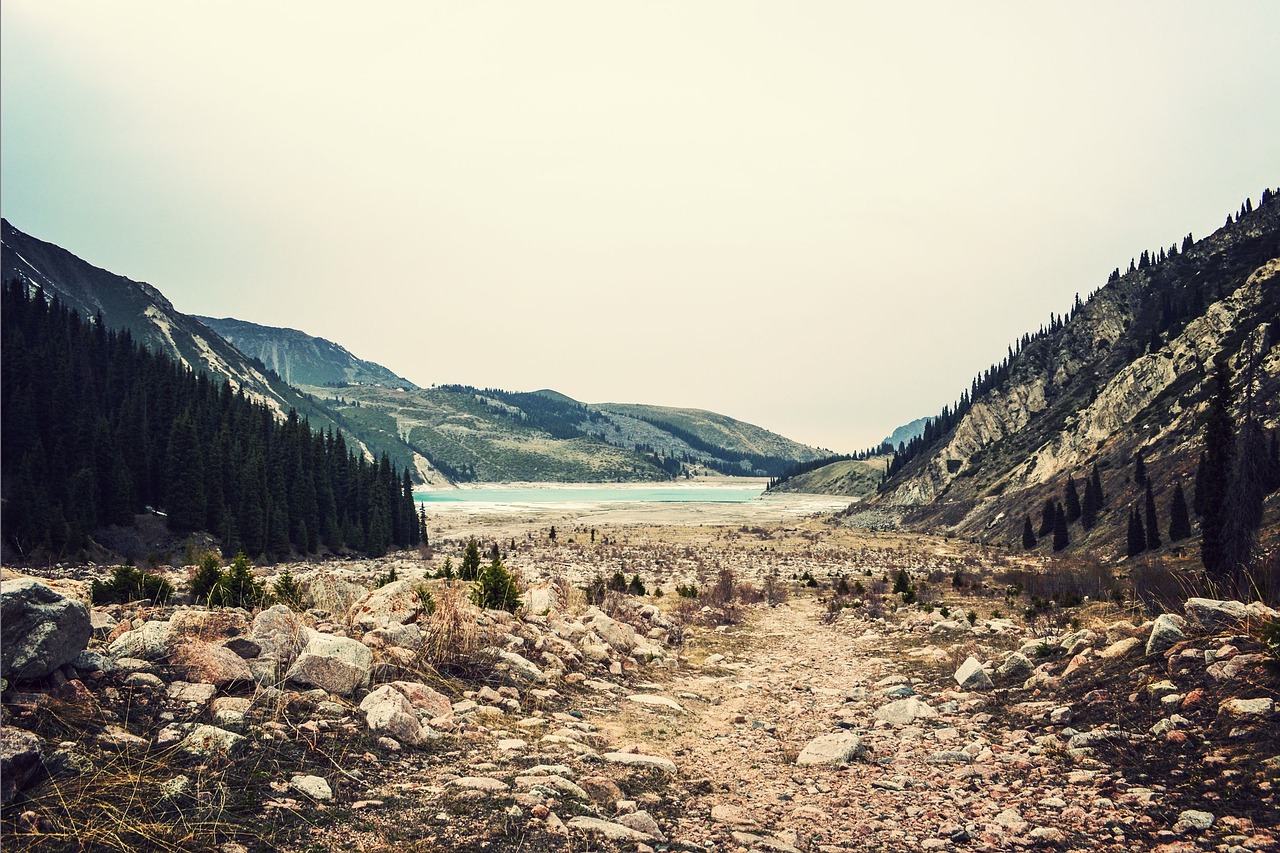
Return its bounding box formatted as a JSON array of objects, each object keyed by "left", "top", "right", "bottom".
[
  {"left": 872, "top": 193, "right": 1280, "bottom": 558},
  {"left": 196, "top": 316, "right": 416, "bottom": 390}
]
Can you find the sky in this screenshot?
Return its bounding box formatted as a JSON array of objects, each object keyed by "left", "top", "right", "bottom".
[{"left": 3, "top": 2, "right": 1278, "bottom": 452}]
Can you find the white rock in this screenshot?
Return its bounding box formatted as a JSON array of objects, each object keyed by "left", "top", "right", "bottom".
[
  {"left": 795, "top": 732, "right": 865, "bottom": 766},
  {"left": 954, "top": 656, "right": 993, "bottom": 690},
  {"left": 289, "top": 774, "right": 333, "bottom": 800}
]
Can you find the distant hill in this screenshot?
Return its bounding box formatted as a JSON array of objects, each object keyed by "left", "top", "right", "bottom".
[
  {"left": 197, "top": 316, "right": 416, "bottom": 390},
  {"left": 870, "top": 190, "right": 1280, "bottom": 562},
  {"left": 0, "top": 219, "right": 431, "bottom": 480},
  {"left": 766, "top": 457, "right": 888, "bottom": 500}
]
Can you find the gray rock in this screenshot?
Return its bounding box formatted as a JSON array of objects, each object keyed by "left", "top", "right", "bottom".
[
  {"left": 0, "top": 727, "right": 43, "bottom": 804},
  {"left": 1184, "top": 598, "right": 1247, "bottom": 630},
  {"left": 182, "top": 724, "right": 246, "bottom": 758},
  {"left": 250, "top": 605, "right": 306, "bottom": 665},
  {"left": 1146, "top": 614, "right": 1186, "bottom": 657},
  {"left": 349, "top": 579, "right": 427, "bottom": 632},
  {"left": 1, "top": 579, "right": 92, "bottom": 680},
  {"left": 996, "top": 652, "right": 1034, "bottom": 681},
  {"left": 289, "top": 774, "right": 333, "bottom": 800},
  {"left": 360, "top": 684, "right": 429, "bottom": 746},
  {"left": 617, "top": 810, "right": 666, "bottom": 842},
  {"left": 284, "top": 629, "right": 372, "bottom": 696},
  {"left": 874, "top": 697, "right": 938, "bottom": 725},
  {"left": 566, "top": 816, "right": 654, "bottom": 842},
  {"left": 449, "top": 776, "right": 510, "bottom": 793},
  {"left": 173, "top": 640, "right": 254, "bottom": 686},
  {"left": 1217, "top": 697, "right": 1274, "bottom": 720},
  {"left": 107, "top": 620, "right": 175, "bottom": 662},
  {"left": 495, "top": 650, "right": 546, "bottom": 685},
  {"left": 168, "top": 681, "right": 218, "bottom": 706},
  {"left": 795, "top": 732, "right": 865, "bottom": 766},
  {"left": 954, "top": 656, "right": 993, "bottom": 690},
  {"left": 1173, "top": 809, "right": 1214, "bottom": 833}
]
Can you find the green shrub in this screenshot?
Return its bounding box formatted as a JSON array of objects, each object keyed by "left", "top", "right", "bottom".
[
  {"left": 583, "top": 574, "right": 607, "bottom": 605},
  {"left": 373, "top": 566, "right": 399, "bottom": 588},
  {"left": 608, "top": 570, "right": 628, "bottom": 593},
  {"left": 272, "top": 568, "right": 304, "bottom": 610},
  {"left": 676, "top": 583, "right": 699, "bottom": 598},
  {"left": 91, "top": 564, "right": 174, "bottom": 605},
  {"left": 416, "top": 583, "right": 437, "bottom": 617},
  {"left": 439, "top": 557, "right": 454, "bottom": 581},
  {"left": 471, "top": 557, "right": 519, "bottom": 613},
  {"left": 627, "top": 574, "right": 647, "bottom": 596},
  {"left": 190, "top": 553, "right": 223, "bottom": 603},
  {"left": 460, "top": 537, "right": 482, "bottom": 581},
  {"left": 209, "top": 553, "right": 266, "bottom": 609}
]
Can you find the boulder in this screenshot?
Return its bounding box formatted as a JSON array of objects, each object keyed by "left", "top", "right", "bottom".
[
  {"left": 173, "top": 641, "right": 254, "bottom": 686},
  {"left": 585, "top": 609, "right": 641, "bottom": 655},
  {"left": 0, "top": 727, "right": 43, "bottom": 804},
  {"left": 495, "top": 650, "right": 546, "bottom": 684},
  {"left": 954, "top": 656, "right": 993, "bottom": 691},
  {"left": 1146, "top": 613, "right": 1186, "bottom": 657},
  {"left": 796, "top": 732, "right": 865, "bottom": 766},
  {"left": 182, "top": 725, "right": 246, "bottom": 758},
  {"left": 360, "top": 623, "right": 423, "bottom": 650},
  {"left": 523, "top": 584, "right": 563, "bottom": 615},
  {"left": 1098, "top": 636, "right": 1141, "bottom": 659},
  {"left": 289, "top": 774, "right": 333, "bottom": 800},
  {"left": 1, "top": 578, "right": 92, "bottom": 680},
  {"left": 107, "top": 620, "right": 176, "bottom": 662},
  {"left": 566, "top": 816, "right": 654, "bottom": 843},
  {"left": 284, "top": 629, "right": 372, "bottom": 696},
  {"left": 168, "top": 609, "right": 249, "bottom": 640},
  {"left": 360, "top": 684, "right": 429, "bottom": 746},
  {"left": 389, "top": 681, "right": 452, "bottom": 718},
  {"left": 996, "top": 652, "right": 1034, "bottom": 681},
  {"left": 349, "top": 579, "right": 426, "bottom": 632},
  {"left": 250, "top": 605, "right": 307, "bottom": 664},
  {"left": 1184, "top": 598, "right": 1247, "bottom": 630},
  {"left": 874, "top": 697, "right": 938, "bottom": 726}
]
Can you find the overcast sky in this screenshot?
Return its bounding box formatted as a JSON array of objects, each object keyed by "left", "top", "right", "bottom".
[{"left": 3, "top": 2, "right": 1278, "bottom": 451}]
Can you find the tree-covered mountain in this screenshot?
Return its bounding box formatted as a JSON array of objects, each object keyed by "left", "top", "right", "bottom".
[
  {"left": 868, "top": 189, "right": 1280, "bottom": 573},
  {"left": 196, "top": 315, "right": 416, "bottom": 389},
  {"left": 0, "top": 219, "right": 430, "bottom": 481},
  {"left": 1, "top": 280, "right": 420, "bottom": 563}
]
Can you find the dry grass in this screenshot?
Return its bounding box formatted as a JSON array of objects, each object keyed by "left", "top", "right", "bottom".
[{"left": 417, "top": 585, "right": 496, "bottom": 677}]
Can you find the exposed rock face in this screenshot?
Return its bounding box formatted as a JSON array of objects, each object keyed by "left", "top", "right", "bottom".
[{"left": 1, "top": 578, "right": 92, "bottom": 680}]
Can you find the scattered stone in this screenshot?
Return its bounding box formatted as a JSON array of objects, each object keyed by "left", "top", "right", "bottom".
[
  {"left": 996, "top": 652, "right": 1034, "bottom": 681},
  {"left": 289, "top": 774, "right": 333, "bottom": 801},
  {"left": 1099, "top": 636, "right": 1141, "bottom": 659},
  {"left": 874, "top": 697, "right": 938, "bottom": 725},
  {"left": 360, "top": 684, "right": 431, "bottom": 746},
  {"left": 566, "top": 816, "right": 653, "bottom": 842},
  {"left": 711, "top": 804, "right": 760, "bottom": 828},
  {"left": 1217, "top": 697, "right": 1274, "bottom": 721},
  {"left": 168, "top": 681, "right": 218, "bottom": 706},
  {"left": 182, "top": 725, "right": 246, "bottom": 758},
  {"left": 449, "top": 776, "right": 510, "bottom": 793},
  {"left": 795, "top": 732, "right": 865, "bottom": 766},
  {"left": 1173, "top": 810, "right": 1214, "bottom": 834},
  {"left": 617, "top": 810, "right": 666, "bottom": 842},
  {"left": 1146, "top": 614, "right": 1186, "bottom": 657},
  {"left": 173, "top": 641, "right": 254, "bottom": 686},
  {"left": 580, "top": 776, "right": 625, "bottom": 804},
  {"left": 602, "top": 752, "right": 677, "bottom": 774},
  {"left": 626, "top": 694, "right": 683, "bottom": 711},
  {"left": 1184, "top": 598, "right": 1247, "bottom": 630}
]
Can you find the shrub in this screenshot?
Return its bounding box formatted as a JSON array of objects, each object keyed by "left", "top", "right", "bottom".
[
  {"left": 373, "top": 566, "right": 399, "bottom": 588},
  {"left": 966, "top": 610, "right": 977, "bottom": 626},
  {"left": 460, "top": 537, "right": 482, "bottom": 581},
  {"left": 209, "top": 553, "right": 265, "bottom": 609},
  {"left": 471, "top": 557, "right": 519, "bottom": 613},
  {"left": 272, "top": 568, "right": 304, "bottom": 611},
  {"left": 762, "top": 566, "right": 788, "bottom": 606},
  {"left": 190, "top": 553, "right": 223, "bottom": 603},
  {"left": 91, "top": 564, "right": 173, "bottom": 605},
  {"left": 707, "top": 568, "right": 737, "bottom": 608},
  {"left": 583, "top": 574, "right": 608, "bottom": 605},
  {"left": 627, "top": 574, "right": 647, "bottom": 596},
  {"left": 676, "top": 583, "right": 700, "bottom": 598},
  {"left": 439, "top": 557, "right": 454, "bottom": 581},
  {"left": 421, "top": 587, "right": 492, "bottom": 675},
  {"left": 608, "top": 570, "right": 628, "bottom": 593},
  {"left": 738, "top": 582, "right": 764, "bottom": 604},
  {"left": 415, "top": 583, "right": 437, "bottom": 617}
]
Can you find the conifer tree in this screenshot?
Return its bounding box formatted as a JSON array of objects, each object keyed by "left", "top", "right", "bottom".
[
  {"left": 1052, "top": 502, "right": 1069, "bottom": 552},
  {"left": 1091, "top": 464, "right": 1106, "bottom": 509},
  {"left": 1144, "top": 481, "right": 1162, "bottom": 550},
  {"left": 1081, "top": 474, "right": 1100, "bottom": 530},
  {"left": 1021, "top": 515, "right": 1036, "bottom": 550},
  {"left": 165, "top": 410, "right": 207, "bottom": 534},
  {"left": 1200, "top": 357, "right": 1235, "bottom": 578},
  {"left": 1039, "top": 499, "right": 1055, "bottom": 537},
  {"left": 1133, "top": 450, "right": 1147, "bottom": 486},
  {"left": 1168, "top": 482, "right": 1192, "bottom": 542},
  {"left": 1127, "top": 507, "right": 1147, "bottom": 558},
  {"left": 460, "top": 536, "right": 482, "bottom": 581},
  {"left": 1064, "top": 476, "right": 1082, "bottom": 524}
]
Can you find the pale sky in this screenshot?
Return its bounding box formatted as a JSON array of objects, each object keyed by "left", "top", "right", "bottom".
[{"left": 3, "top": 2, "right": 1278, "bottom": 451}]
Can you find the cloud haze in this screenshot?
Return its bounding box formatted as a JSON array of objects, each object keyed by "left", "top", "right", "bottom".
[{"left": 3, "top": 2, "right": 1278, "bottom": 450}]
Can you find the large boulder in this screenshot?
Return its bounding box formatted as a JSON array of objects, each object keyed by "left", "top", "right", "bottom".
[
  {"left": 250, "top": 604, "right": 307, "bottom": 664},
  {"left": 284, "top": 628, "right": 372, "bottom": 696},
  {"left": 389, "top": 681, "right": 452, "bottom": 718},
  {"left": 954, "top": 656, "right": 993, "bottom": 691},
  {"left": 1184, "top": 598, "right": 1248, "bottom": 631},
  {"left": 1, "top": 578, "right": 92, "bottom": 680},
  {"left": 173, "top": 641, "right": 254, "bottom": 686},
  {"left": 1146, "top": 613, "right": 1187, "bottom": 657},
  {"left": 350, "top": 579, "right": 427, "bottom": 632},
  {"left": 796, "top": 732, "right": 865, "bottom": 766},
  {"left": 584, "top": 609, "right": 641, "bottom": 655},
  {"left": 0, "top": 727, "right": 43, "bottom": 804}
]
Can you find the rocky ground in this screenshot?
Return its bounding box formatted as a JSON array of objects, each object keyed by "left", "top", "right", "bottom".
[{"left": 2, "top": 515, "right": 1278, "bottom": 852}]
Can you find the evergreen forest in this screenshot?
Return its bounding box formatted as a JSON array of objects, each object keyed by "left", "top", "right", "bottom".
[{"left": 1, "top": 280, "right": 420, "bottom": 561}]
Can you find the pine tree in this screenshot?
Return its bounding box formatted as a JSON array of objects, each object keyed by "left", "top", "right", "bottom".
[
  {"left": 1064, "top": 476, "right": 1082, "bottom": 524},
  {"left": 1091, "top": 464, "right": 1106, "bottom": 509},
  {"left": 1144, "top": 481, "right": 1162, "bottom": 550},
  {"left": 1052, "top": 502, "right": 1069, "bottom": 552},
  {"left": 1081, "top": 474, "right": 1100, "bottom": 530},
  {"left": 1133, "top": 450, "right": 1147, "bottom": 486},
  {"left": 460, "top": 536, "right": 482, "bottom": 581},
  {"left": 1021, "top": 515, "right": 1037, "bottom": 550},
  {"left": 1220, "top": 416, "right": 1269, "bottom": 575},
  {"left": 1201, "top": 357, "right": 1235, "bottom": 578},
  {"left": 1039, "top": 499, "right": 1055, "bottom": 537},
  {"left": 1127, "top": 507, "right": 1147, "bottom": 558},
  {"left": 1168, "top": 482, "right": 1192, "bottom": 542},
  {"left": 164, "top": 410, "right": 207, "bottom": 534}
]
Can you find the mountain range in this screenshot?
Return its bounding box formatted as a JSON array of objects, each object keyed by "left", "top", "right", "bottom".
[{"left": 0, "top": 218, "right": 825, "bottom": 485}]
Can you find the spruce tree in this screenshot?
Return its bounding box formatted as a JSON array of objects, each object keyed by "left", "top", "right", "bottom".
[
  {"left": 1064, "top": 476, "right": 1082, "bottom": 524},
  {"left": 1220, "top": 417, "right": 1268, "bottom": 575},
  {"left": 460, "top": 536, "right": 482, "bottom": 581},
  {"left": 1127, "top": 507, "right": 1147, "bottom": 558},
  {"left": 1021, "top": 515, "right": 1037, "bottom": 550},
  {"left": 1081, "top": 475, "right": 1100, "bottom": 530},
  {"left": 1144, "top": 481, "right": 1162, "bottom": 550},
  {"left": 1039, "top": 499, "right": 1055, "bottom": 537},
  {"left": 1133, "top": 450, "right": 1147, "bottom": 486},
  {"left": 1052, "top": 502, "right": 1069, "bottom": 552},
  {"left": 1091, "top": 463, "right": 1106, "bottom": 508},
  {"left": 1168, "top": 482, "right": 1192, "bottom": 542},
  {"left": 1200, "top": 357, "right": 1234, "bottom": 578},
  {"left": 165, "top": 410, "right": 207, "bottom": 534}
]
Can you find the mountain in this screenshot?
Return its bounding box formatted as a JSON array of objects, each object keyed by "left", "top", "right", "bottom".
[
  {"left": 301, "top": 384, "right": 826, "bottom": 483},
  {"left": 196, "top": 316, "right": 416, "bottom": 390},
  {"left": 883, "top": 417, "right": 928, "bottom": 450},
  {"left": 765, "top": 457, "right": 887, "bottom": 499},
  {"left": 0, "top": 219, "right": 431, "bottom": 479},
  {"left": 868, "top": 191, "right": 1280, "bottom": 560}
]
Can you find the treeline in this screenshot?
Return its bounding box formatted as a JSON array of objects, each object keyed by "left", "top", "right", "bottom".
[
  {"left": 435, "top": 384, "right": 607, "bottom": 440},
  {"left": 1, "top": 280, "right": 420, "bottom": 561},
  {"left": 883, "top": 187, "right": 1280, "bottom": 487},
  {"left": 766, "top": 454, "right": 853, "bottom": 491}
]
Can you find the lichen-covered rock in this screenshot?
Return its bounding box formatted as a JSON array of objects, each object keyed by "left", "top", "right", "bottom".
[
  {"left": 349, "top": 578, "right": 426, "bottom": 632},
  {"left": 250, "top": 604, "right": 307, "bottom": 664},
  {"left": 360, "top": 684, "right": 429, "bottom": 746},
  {"left": 1184, "top": 598, "right": 1247, "bottom": 630},
  {"left": 389, "top": 680, "right": 452, "bottom": 718},
  {"left": 1, "top": 578, "right": 92, "bottom": 680},
  {"left": 107, "top": 620, "right": 176, "bottom": 662},
  {"left": 1146, "top": 613, "right": 1187, "bottom": 657},
  {"left": 173, "top": 641, "right": 254, "bottom": 686},
  {"left": 0, "top": 727, "right": 43, "bottom": 804},
  {"left": 954, "top": 656, "right": 993, "bottom": 690},
  {"left": 181, "top": 725, "right": 245, "bottom": 758},
  {"left": 795, "top": 732, "right": 865, "bottom": 766},
  {"left": 285, "top": 629, "right": 372, "bottom": 696}
]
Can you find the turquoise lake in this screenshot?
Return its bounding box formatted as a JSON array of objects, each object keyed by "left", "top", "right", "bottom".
[{"left": 416, "top": 484, "right": 765, "bottom": 505}]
